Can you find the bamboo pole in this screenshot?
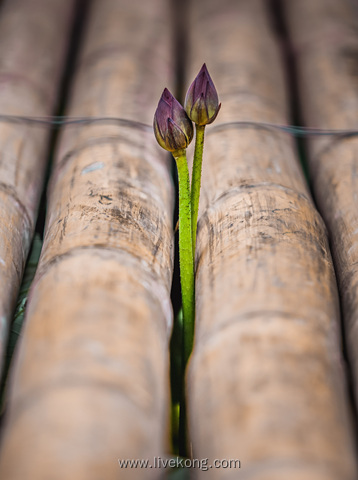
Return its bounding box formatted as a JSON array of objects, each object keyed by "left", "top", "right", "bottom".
[
  {"left": 0, "top": 0, "right": 174, "bottom": 479},
  {"left": 284, "top": 0, "right": 358, "bottom": 418},
  {"left": 0, "top": 0, "right": 76, "bottom": 379},
  {"left": 186, "top": 0, "right": 357, "bottom": 478}
]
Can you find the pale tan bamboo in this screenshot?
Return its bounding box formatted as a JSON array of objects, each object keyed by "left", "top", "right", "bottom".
[
  {"left": 0, "top": 0, "right": 76, "bottom": 378},
  {"left": 284, "top": 0, "right": 358, "bottom": 417},
  {"left": 0, "top": 0, "right": 174, "bottom": 479},
  {"left": 186, "top": 1, "right": 357, "bottom": 479}
]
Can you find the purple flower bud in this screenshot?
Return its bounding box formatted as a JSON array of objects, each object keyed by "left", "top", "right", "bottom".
[
  {"left": 153, "top": 88, "right": 194, "bottom": 153},
  {"left": 184, "top": 63, "right": 221, "bottom": 126}
]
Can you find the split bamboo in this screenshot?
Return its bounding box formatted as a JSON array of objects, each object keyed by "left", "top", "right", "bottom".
[
  {"left": 0, "top": 0, "right": 174, "bottom": 479},
  {"left": 284, "top": 0, "right": 358, "bottom": 416},
  {"left": 0, "top": 0, "right": 76, "bottom": 379},
  {"left": 186, "top": 0, "right": 357, "bottom": 479}
]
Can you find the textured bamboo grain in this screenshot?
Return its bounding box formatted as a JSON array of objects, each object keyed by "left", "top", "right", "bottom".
[
  {"left": 0, "top": 0, "right": 174, "bottom": 479},
  {"left": 186, "top": 1, "right": 357, "bottom": 479},
  {"left": 0, "top": 0, "right": 76, "bottom": 379},
  {"left": 284, "top": 0, "right": 358, "bottom": 416}
]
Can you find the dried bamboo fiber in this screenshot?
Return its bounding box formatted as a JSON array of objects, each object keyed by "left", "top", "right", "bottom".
[
  {"left": 186, "top": 0, "right": 357, "bottom": 479},
  {"left": 0, "top": 0, "right": 76, "bottom": 378},
  {"left": 0, "top": 0, "right": 174, "bottom": 479},
  {"left": 284, "top": 0, "right": 358, "bottom": 418}
]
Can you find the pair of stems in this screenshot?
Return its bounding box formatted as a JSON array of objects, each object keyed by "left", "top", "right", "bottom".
[{"left": 173, "top": 124, "right": 205, "bottom": 367}]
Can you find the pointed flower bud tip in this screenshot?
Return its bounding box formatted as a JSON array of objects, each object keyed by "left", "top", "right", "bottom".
[
  {"left": 153, "top": 88, "right": 194, "bottom": 153},
  {"left": 184, "top": 63, "right": 221, "bottom": 126}
]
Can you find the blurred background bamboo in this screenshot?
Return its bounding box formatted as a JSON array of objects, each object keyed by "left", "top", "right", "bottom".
[{"left": 0, "top": 0, "right": 76, "bottom": 381}]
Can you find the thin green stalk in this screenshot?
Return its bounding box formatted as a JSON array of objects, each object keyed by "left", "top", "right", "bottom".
[
  {"left": 191, "top": 124, "right": 205, "bottom": 260},
  {"left": 173, "top": 150, "right": 195, "bottom": 456},
  {"left": 173, "top": 149, "right": 195, "bottom": 365}
]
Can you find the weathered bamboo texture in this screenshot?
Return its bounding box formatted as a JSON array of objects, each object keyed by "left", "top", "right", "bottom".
[
  {"left": 186, "top": 1, "right": 357, "bottom": 479},
  {"left": 0, "top": 0, "right": 174, "bottom": 479},
  {"left": 0, "top": 0, "right": 76, "bottom": 379},
  {"left": 284, "top": 0, "right": 358, "bottom": 416}
]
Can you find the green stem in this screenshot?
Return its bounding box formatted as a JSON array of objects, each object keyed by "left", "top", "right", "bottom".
[
  {"left": 191, "top": 124, "right": 205, "bottom": 261},
  {"left": 173, "top": 150, "right": 195, "bottom": 366}
]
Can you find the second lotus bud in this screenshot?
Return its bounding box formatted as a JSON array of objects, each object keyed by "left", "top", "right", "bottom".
[{"left": 184, "top": 63, "right": 221, "bottom": 126}]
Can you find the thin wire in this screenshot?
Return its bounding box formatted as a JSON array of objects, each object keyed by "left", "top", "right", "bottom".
[
  {"left": 208, "top": 121, "right": 358, "bottom": 138},
  {"left": 0, "top": 115, "right": 152, "bottom": 131},
  {"left": 0, "top": 114, "right": 357, "bottom": 138}
]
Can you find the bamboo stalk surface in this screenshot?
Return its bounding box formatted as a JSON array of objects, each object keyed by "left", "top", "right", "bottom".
[
  {"left": 284, "top": 0, "right": 358, "bottom": 418},
  {"left": 186, "top": 1, "right": 357, "bottom": 479},
  {"left": 0, "top": 0, "right": 76, "bottom": 379},
  {"left": 0, "top": 0, "right": 174, "bottom": 478}
]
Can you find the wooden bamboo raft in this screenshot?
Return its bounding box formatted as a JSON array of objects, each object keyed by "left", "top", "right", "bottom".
[{"left": 0, "top": 0, "right": 357, "bottom": 479}]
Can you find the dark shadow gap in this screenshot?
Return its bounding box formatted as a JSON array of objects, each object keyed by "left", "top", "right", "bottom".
[
  {"left": 35, "top": 0, "right": 91, "bottom": 237},
  {"left": 267, "top": 0, "right": 310, "bottom": 184}
]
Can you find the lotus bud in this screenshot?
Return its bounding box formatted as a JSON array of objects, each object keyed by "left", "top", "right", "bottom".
[
  {"left": 184, "top": 63, "right": 221, "bottom": 126},
  {"left": 153, "top": 88, "right": 194, "bottom": 153}
]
